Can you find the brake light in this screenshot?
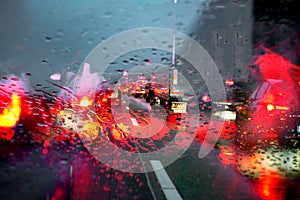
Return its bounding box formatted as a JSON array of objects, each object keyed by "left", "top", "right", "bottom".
[
  {"left": 266, "top": 104, "right": 275, "bottom": 111},
  {"left": 225, "top": 79, "right": 234, "bottom": 86},
  {"left": 275, "top": 105, "right": 289, "bottom": 110},
  {"left": 237, "top": 105, "right": 245, "bottom": 111},
  {"left": 266, "top": 104, "right": 289, "bottom": 111},
  {"left": 80, "top": 96, "right": 92, "bottom": 107},
  {"left": 102, "top": 96, "right": 108, "bottom": 103},
  {"left": 201, "top": 95, "right": 211, "bottom": 103},
  {"left": 0, "top": 93, "right": 21, "bottom": 128}
]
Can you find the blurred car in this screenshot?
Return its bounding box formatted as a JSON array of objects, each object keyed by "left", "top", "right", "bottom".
[
  {"left": 235, "top": 53, "right": 300, "bottom": 148},
  {"left": 211, "top": 79, "right": 249, "bottom": 121},
  {"left": 236, "top": 78, "right": 300, "bottom": 147},
  {"left": 131, "top": 85, "right": 146, "bottom": 98},
  {"left": 199, "top": 93, "right": 211, "bottom": 111},
  {"left": 131, "top": 78, "right": 148, "bottom": 98}
]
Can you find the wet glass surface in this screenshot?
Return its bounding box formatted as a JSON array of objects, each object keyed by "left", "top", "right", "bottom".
[{"left": 1, "top": 0, "right": 300, "bottom": 199}]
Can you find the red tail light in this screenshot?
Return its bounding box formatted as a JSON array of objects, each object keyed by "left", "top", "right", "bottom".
[
  {"left": 102, "top": 97, "right": 108, "bottom": 103},
  {"left": 266, "top": 103, "right": 289, "bottom": 112},
  {"left": 265, "top": 93, "right": 289, "bottom": 111},
  {"left": 201, "top": 95, "right": 211, "bottom": 103},
  {"left": 225, "top": 79, "right": 234, "bottom": 86}
]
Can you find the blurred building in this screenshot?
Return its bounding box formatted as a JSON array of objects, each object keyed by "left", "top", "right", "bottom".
[
  {"left": 190, "top": 0, "right": 299, "bottom": 82},
  {"left": 253, "top": 0, "right": 300, "bottom": 65},
  {"left": 190, "top": 0, "right": 253, "bottom": 81}
]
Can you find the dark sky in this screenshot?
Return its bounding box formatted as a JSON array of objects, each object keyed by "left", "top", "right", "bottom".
[
  {"left": 254, "top": 0, "right": 300, "bottom": 27},
  {"left": 253, "top": 0, "right": 300, "bottom": 64}
]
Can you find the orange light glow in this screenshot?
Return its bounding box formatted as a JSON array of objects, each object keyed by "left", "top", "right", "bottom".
[
  {"left": 80, "top": 96, "right": 92, "bottom": 107},
  {"left": 238, "top": 105, "right": 244, "bottom": 110},
  {"left": 102, "top": 97, "right": 108, "bottom": 103},
  {"left": 0, "top": 93, "right": 21, "bottom": 128},
  {"left": 257, "top": 175, "right": 285, "bottom": 200},
  {"left": 262, "top": 176, "right": 272, "bottom": 197},
  {"left": 266, "top": 104, "right": 289, "bottom": 111},
  {"left": 111, "top": 125, "right": 125, "bottom": 140},
  {"left": 275, "top": 105, "right": 289, "bottom": 110},
  {"left": 80, "top": 121, "right": 101, "bottom": 141},
  {"left": 266, "top": 93, "right": 275, "bottom": 102}
]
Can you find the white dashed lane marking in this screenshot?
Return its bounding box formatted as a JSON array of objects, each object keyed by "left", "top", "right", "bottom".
[
  {"left": 130, "top": 118, "right": 139, "bottom": 126},
  {"left": 150, "top": 160, "right": 183, "bottom": 200}
]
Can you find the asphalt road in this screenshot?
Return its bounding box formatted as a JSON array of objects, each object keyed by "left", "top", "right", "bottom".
[{"left": 1, "top": 101, "right": 300, "bottom": 200}]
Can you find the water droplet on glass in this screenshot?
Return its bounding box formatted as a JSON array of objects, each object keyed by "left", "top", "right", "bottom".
[
  {"left": 45, "top": 36, "right": 52, "bottom": 42},
  {"left": 50, "top": 73, "right": 61, "bottom": 81}
]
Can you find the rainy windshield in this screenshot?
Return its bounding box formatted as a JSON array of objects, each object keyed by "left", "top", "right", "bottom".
[{"left": 1, "top": 0, "right": 300, "bottom": 200}]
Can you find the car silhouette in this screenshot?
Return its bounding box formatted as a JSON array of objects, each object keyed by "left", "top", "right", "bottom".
[{"left": 236, "top": 53, "right": 300, "bottom": 148}]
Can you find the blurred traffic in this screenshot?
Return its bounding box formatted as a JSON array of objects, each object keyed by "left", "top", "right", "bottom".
[
  {"left": 1, "top": 46, "right": 300, "bottom": 155},
  {"left": 1, "top": 49, "right": 300, "bottom": 200}
]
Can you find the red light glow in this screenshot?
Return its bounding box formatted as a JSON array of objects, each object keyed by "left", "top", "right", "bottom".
[
  {"left": 256, "top": 175, "right": 286, "bottom": 200},
  {"left": 201, "top": 95, "right": 211, "bottom": 103},
  {"left": 225, "top": 79, "right": 235, "bottom": 86},
  {"left": 240, "top": 49, "right": 300, "bottom": 142},
  {"left": 253, "top": 52, "right": 297, "bottom": 81}
]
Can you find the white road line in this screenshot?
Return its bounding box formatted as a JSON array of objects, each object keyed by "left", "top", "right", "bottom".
[
  {"left": 150, "top": 160, "right": 183, "bottom": 200},
  {"left": 130, "top": 117, "right": 139, "bottom": 126},
  {"left": 134, "top": 141, "right": 157, "bottom": 200}
]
